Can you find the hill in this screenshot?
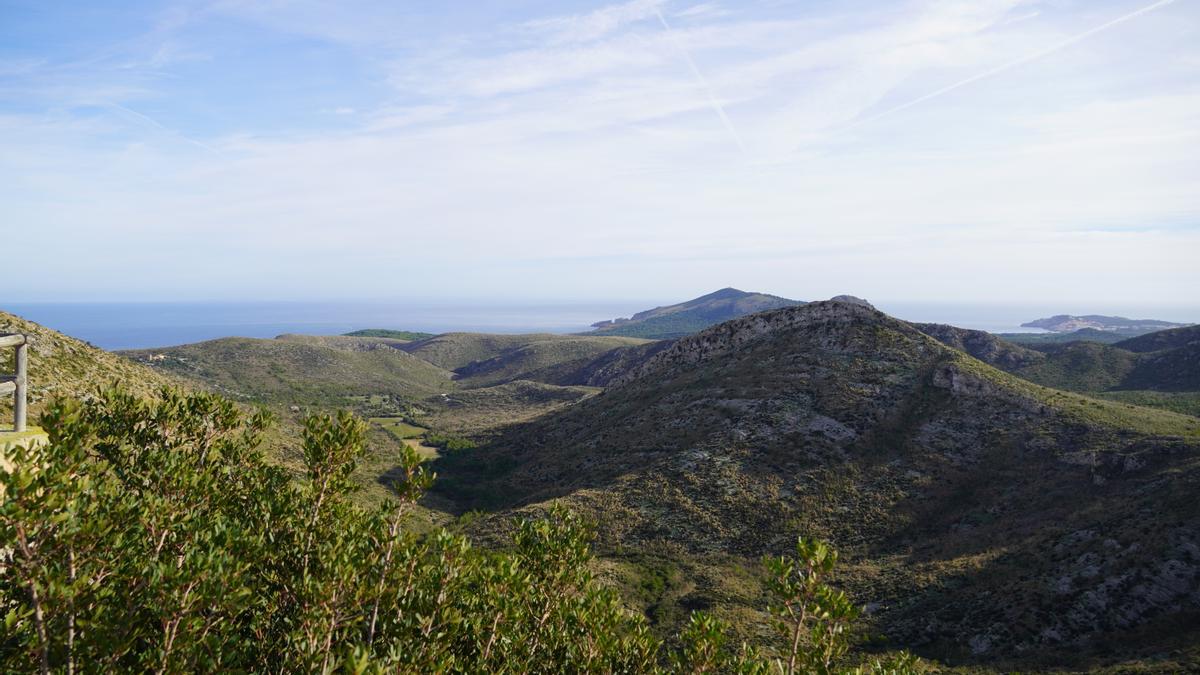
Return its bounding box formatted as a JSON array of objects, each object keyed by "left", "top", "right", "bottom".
[
  {"left": 998, "top": 327, "right": 1133, "bottom": 346},
  {"left": 1021, "top": 314, "right": 1188, "bottom": 334},
  {"left": 436, "top": 301, "right": 1200, "bottom": 669},
  {"left": 912, "top": 323, "right": 1044, "bottom": 370},
  {"left": 344, "top": 328, "right": 436, "bottom": 341},
  {"left": 124, "top": 336, "right": 454, "bottom": 405},
  {"left": 275, "top": 333, "right": 412, "bottom": 351},
  {"left": 1114, "top": 324, "right": 1200, "bottom": 353},
  {"left": 399, "top": 332, "right": 651, "bottom": 388},
  {"left": 420, "top": 380, "right": 600, "bottom": 438},
  {"left": 587, "top": 288, "right": 803, "bottom": 339},
  {"left": 1, "top": 309, "right": 184, "bottom": 417},
  {"left": 917, "top": 324, "right": 1200, "bottom": 414}
]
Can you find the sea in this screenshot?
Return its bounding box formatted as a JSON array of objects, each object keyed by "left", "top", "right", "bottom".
[{"left": 4, "top": 300, "right": 1198, "bottom": 352}]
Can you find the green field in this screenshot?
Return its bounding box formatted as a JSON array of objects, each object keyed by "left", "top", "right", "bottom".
[{"left": 370, "top": 417, "right": 439, "bottom": 459}]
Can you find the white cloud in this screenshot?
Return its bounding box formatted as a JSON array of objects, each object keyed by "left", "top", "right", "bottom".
[{"left": 3, "top": 0, "right": 1199, "bottom": 305}]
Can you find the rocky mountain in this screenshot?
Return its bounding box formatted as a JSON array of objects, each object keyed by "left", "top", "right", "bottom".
[
  {"left": 587, "top": 287, "right": 803, "bottom": 339},
  {"left": 1022, "top": 314, "right": 1188, "bottom": 334},
  {"left": 438, "top": 301, "right": 1200, "bottom": 669}
]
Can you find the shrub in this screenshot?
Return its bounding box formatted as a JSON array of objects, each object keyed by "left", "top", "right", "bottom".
[{"left": 1, "top": 387, "right": 919, "bottom": 673}]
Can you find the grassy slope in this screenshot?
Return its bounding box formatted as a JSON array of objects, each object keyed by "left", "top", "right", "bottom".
[
  {"left": 344, "top": 329, "right": 436, "bottom": 341},
  {"left": 1114, "top": 324, "right": 1200, "bottom": 353},
  {"left": 274, "top": 333, "right": 412, "bottom": 351},
  {"left": 452, "top": 337, "right": 651, "bottom": 388},
  {"left": 999, "top": 329, "right": 1139, "bottom": 346},
  {"left": 1, "top": 309, "right": 185, "bottom": 416},
  {"left": 1009, "top": 342, "right": 1140, "bottom": 392},
  {"left": 400, "top": 331, "right": 648, "bottom": 367},
  {"left": 922, "top": 324, "right": 1200, "bottom": 415},
  {"left": 124, "top": 336, "right": 454, "bottom": 405},
  {"left": 421, "top": 380, "right": 599, "bottom": 438}
]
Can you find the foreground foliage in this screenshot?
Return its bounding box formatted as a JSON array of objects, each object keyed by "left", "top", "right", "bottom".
[{"left": 2, "top": 387, "right": 917, "bottom": 673}]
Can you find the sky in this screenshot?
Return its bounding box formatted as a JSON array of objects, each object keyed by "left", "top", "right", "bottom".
[{"left": 1, "top": 0, "right": 1198, "bottom": 306}]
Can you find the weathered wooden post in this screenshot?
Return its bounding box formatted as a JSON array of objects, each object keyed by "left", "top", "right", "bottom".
[{"left": 1, "top": 333, "right": 27, "bottom": 432}]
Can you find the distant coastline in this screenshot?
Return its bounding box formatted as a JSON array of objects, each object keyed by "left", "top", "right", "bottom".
[{"left": 6, "top": 301, "right": 1199, "bottom": 351}]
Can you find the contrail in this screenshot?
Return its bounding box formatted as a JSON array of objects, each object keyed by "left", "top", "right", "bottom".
[
  {"left": 848, "top": 0, "right": 1180, "bottom": 129},
  {"left": 656, "top": 9, "right": 747, "bottom": 154},
  {"left": 105, "top": 102, "right": 220, "bottom": 153}
]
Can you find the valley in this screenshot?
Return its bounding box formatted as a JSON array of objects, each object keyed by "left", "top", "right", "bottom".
[{"left": 4, "top": 292, "right": 1200, "bottom": 672}]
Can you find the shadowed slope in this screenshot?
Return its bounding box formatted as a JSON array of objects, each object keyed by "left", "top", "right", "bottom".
[{"left": 437, "top": 301, "right": 1200, "bottom": 668}]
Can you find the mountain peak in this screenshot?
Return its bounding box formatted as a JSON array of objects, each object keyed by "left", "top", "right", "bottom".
[{"left": 588, "top": 288, "right": 804, "bottom": 339}]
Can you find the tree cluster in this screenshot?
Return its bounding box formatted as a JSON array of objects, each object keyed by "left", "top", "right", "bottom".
[{"left": 2, "top": 387, "right": 918, "bottom": 673}]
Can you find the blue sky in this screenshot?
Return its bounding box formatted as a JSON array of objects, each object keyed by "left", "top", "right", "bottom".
[{"left": 2, "top": 0, "right": 1198, "bottom": 306}]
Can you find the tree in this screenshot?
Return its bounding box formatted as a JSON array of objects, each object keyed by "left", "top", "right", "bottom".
[{"left": 1, "top": 386, "right": 920, "bottom": 673}]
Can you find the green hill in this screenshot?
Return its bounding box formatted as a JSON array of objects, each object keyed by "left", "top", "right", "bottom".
[
  {"left": 124, "top": 336, "right": 454, "bottom": 405},
  {"left": 344, "top": 328, "right": 436, "bottom": 341},
  {"left": 436, "top": 301, "right": 1200, "bottom": 670},
  {"left": 276, "top": 333, "right": 413, "bottom": 351},
  {"left": 998, "top": 327, "right": 1134, "bottom": 346},
  {"left": 400, "top": 332, "right": 651, "bottom": 387},
  {"left": 1114, "top": 324, "right": 1200, "bottom": 353},
  {"left": 918, "top": 324, "right": 1200, "bottom": 415},
  {"left": 586, "top": 287, "right": 803, "bottom": 339},
  {"left": 421, "top": 380, "right": 600, "bottom": 438}
]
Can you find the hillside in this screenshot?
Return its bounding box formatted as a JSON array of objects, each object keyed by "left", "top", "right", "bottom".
[
  {"left": 0, "top": 309, "right": 184, "bottom": 416},
  {"left": 124, "top": 336, "right": 454, "bottom": 405},
  {"left": 437, "top": 301, "right": 1200, "bottom": 669},
  {"left": 344, "top": 328, "right": 435, "bottom": 341},
  {"left": 420, "top": 380, "right": 600, "bottom": 438},
  {"left": 918, "top": 323, "right": 1200, "bottom": 407},
  {"left": 399, "top": 332, "right": 651, "bottom": 387},
  {"left": 1114, "top": 324, "right": 1200, "bottom": 353},
  {"left": 1021, "top": 314, "right": 1187, "bottom": 334},
  {"left": 912, "top": 323, "right": 1044, "bottom": 370},
  {"left": 998, "top": 327, "right": 1134, "bottom": 346},
  {"left": 275, "top": 333, "right": 412, "bottom": 351},
  {"left": 587, "top": 287, "right": 803, "bottom": 339}
]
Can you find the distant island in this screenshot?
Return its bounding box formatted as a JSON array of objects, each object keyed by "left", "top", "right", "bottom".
[{"left": 1021, "top": 314, "right": 1189, "bottom": 334}]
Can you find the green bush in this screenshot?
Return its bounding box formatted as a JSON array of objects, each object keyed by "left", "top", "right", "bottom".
[
  {"left": 1, "top": 387, "right": 919, "bottom": 673},
  {"left": 423, "top": 432, "right": 478, "bottom": 452}
]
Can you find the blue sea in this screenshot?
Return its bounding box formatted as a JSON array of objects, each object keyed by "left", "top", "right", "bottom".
[{"left": 4, "top": 300, "right": 1197, "bottom": 351}]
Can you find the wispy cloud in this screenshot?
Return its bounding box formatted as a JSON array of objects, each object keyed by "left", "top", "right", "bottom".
[
  {"left": 2, "top": 0, "right": 1198, "bottom": 304},
  {"left": 654, "top": 8, "right": 746, "bottom": 153},
  {"left": 848, "top": 0, "right": 1180, "bottom": 128}
]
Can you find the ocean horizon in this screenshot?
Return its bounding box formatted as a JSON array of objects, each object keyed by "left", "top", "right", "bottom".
[{"left": 5, "top": 300, "right": 1198, "bottom": 351}]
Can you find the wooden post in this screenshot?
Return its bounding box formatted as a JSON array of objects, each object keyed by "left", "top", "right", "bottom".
[{"left": 14, "top": 341, "right": 27, "bottom": 433}]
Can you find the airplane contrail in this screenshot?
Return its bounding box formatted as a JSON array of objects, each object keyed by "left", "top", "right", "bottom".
[
  {"left": 105, "top": 102, "right": 220, "bottom": 153},
  {"left": 655, "top": 9, "right": 748, "bottom": 154},
  {"left": 848, "top": 0, "right": 1180, "bottom": 129}
]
